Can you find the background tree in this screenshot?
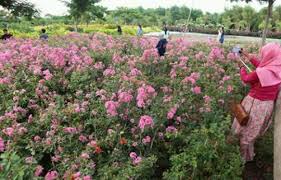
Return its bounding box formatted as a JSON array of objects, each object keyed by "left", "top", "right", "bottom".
[
  {"left": 230, "top": 0, "right": 276, "bottom": 44},
  {"left": 63, "top": 0, "right": 105, "bottom": 31},
  {"left": 0, "top": 0, "right": 39, "bottom": 20}
]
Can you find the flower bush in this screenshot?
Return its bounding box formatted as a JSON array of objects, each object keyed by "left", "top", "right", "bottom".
[{"left": 0, "top": 33, "right": 259, "bottom": 179}]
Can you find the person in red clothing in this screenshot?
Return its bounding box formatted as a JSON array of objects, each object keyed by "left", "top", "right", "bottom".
[{"left": 232, "top": 43, "right": 281, "bottom": 162}]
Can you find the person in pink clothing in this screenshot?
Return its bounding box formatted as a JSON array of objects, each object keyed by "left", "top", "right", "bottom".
[{"left": 232, "top": 43, "right": 281, "bottom": 162}]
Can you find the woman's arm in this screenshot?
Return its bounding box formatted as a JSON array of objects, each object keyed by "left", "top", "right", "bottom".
[
  {"left": 242, "top": 51, "right": 260, "bottom": 68},
  {"left": 249, "top": 56, "right": 260, "bottom": 68},
  {"left": 240, "top": 67, "right": 259, "bottom": 84}
]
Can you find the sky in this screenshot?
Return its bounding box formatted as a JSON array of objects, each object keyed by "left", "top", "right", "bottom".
[{"left": 26, "top": 0, "right": 281, "bottom": 16}]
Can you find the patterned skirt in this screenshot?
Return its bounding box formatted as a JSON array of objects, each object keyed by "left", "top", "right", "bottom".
[{"left": 232, "top": 95, "right": 274, "bottom": 161}]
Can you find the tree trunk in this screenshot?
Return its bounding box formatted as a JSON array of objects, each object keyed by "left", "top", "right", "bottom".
[
  {"left": 274, "top": 89, "right": 281, "bottom": 180},
  {"left": 75, "top": 21, "right": 78, "bottom": 32},
  {"left": 187, "top": 7, "right": 192, "bottom": 24},
  {"left": 262, "top": 0, "right": 274, "bottom": 45}
]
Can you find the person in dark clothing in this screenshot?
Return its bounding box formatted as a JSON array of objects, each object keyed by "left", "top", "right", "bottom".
[
  {"left": 1, "top": 29, "right": 13, "bottom": 40},
  {"left": 163, "top": 26, "right": 168, "bottom": 35},
  {"left": 117, "top": 25, "right": 122, "bottom": 35},
  {"left": 40, "top": 28, "right": 48, "bottom": 40},
  {"left": 219, "top": 27, "right": 225, "bottom": 44},
  {"left": 156, "top": 38, "right": 168, "bottom": 56}
]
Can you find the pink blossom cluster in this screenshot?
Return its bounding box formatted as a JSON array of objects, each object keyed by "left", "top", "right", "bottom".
[
  {"left": 138, "top": 115, "right": 154, "bottom": 130},
  {"left": 166, "top": 126, "right": 178, "bottom": 133},
  {"left": 63, "top": 127, "right": 78, "bottom": 134},
  {"left": 142, "top": 136, "right": 151, "bottom": 144},
  {"left": 129, "top": 152, "right": 142, "bottom": 165},
  {"left": 141, "top": 48, "right": 159, "bottom": 63},
  {"left": 182, "top": 72, "right": 200, "bottom": 84},
  {"left": 167, "top": 106, "right": 178, "bottom": 119},
  {"left": 208, "top": 47, "right": 225, "bottom": 60},
  {"left": 105, "top": 101, "right": 119, "bottom": 117},
  {"left": 118, "top": 91, "right": 133, "bottom": 103},
  {"left": 191, "top": 86, "right": 202, "bottom": 94},
  {"left": 103, "top": 67, "right": 116, "bottom": 77},
  {"left": 195, "top": 51, "right": 205, "bottom": 60},
  {"left": 0, "top": 137, "right": 5, "bottom": 152},
  {"left": 136, "top": 85, "right": 157, "bottom": 108}
]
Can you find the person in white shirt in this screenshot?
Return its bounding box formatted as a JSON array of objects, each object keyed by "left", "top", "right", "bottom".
[{"left": 137, "top": 24, "right": 143, "bottom": 36}]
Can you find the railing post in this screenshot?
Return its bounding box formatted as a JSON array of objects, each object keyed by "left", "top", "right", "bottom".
[{"left": 274, "top": 89, "right": 281, "bottom": 179}]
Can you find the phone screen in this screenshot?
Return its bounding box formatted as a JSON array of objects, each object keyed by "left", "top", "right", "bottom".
[{"left": 232, "top": 47, "right": 241, "bottom": 55}]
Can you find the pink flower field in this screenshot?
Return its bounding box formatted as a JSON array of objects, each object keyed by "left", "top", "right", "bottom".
[{"left": 0, "top": 33, "right": 259, "bottom": 179}]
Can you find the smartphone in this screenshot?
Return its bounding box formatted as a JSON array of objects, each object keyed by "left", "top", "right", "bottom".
[{"left": 232, "top": 47, "right": 242, "bottom": 54}]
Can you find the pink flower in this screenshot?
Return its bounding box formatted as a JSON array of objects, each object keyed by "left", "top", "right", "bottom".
[
  {"left": 130, "top": 68, "right": 142, "bottom": 76},
  {"left": 87, "top": 140, "right": 97, "bottom": 148},
  {"left": 203, "top": 95, "right": 211, "bottom": 104},
  {"left": 35, "top": 165, "right": 43, "bottom": 176},
  {"left": 83, "top": 176, "right": 92, "bottom": 180},
  {"left": 142, "top": 136, "right": 151, "bottom": 144},
  {"left": 79, "top": 135, "right": 88, "bottom": 142},
  {"left": 182, "top": 76, "right": 196, "bottom": 84},
  {"left": 191, "top": 86, "right": 201, "bottom": 94},
  {"left": 158, "top": 132, "right": 164, "bottom": 139},
  {"left": 3, "top": 127, "right": 14, "bottom": 137},
  {"left": 0, "top": 137, "right": 5, "bottom": 152},
  {"left": 63, "top": 127, "right": 78, "bottom": 134},
  {"left": 167, "top": 106, "right": 177, "bottom": 119},
  {"left": 166, "top": 126, "right": 178, "bottom": 133},
  {"left": 107, "top": 129, "right": 114, "bottom": 135},
  {"left": 45, "top": 171, "right": 58, "bottom": 180},
  {"left": 25, "top": 156, "right": 34, "bottom": 164},
  {"left": 28, "top": 114, "right": 33, "bottom": 123},
  {"left": 0, "top": 77, "right": 11, "bottom": 85},
  {"left": 190, "top": 72, "right": 200, "bottom": 80},
  {"left": 72, "top": 172, "right": 81, "bottom": 179},
  {"left": 195, "top": 51, "right": 204, "bottom": 60},
  {"left": 221, "top": 76, "right": 231, "bottom": 83},
  {"left": 132, "top": 142, "right": 138, "bottom": 147},
  {"left": 227, "top": 85, "right": 233, "bottom": 93},
  {"left": 133, "top": 157, "right": 142, "bottom": 165},
  {"left": 112, "top": 53, "right": 122, "bottom": 63},
  {"left": 136, "top": 85, "right": 156, "bottom": 108},
  {"left": 138, "top": 115, "right": 154, "bottom": 130},
  {"left": 142, "top": 48, "right": 159, "bottom": 62},
  {"left": 94, "top": 62, "right": 104, "bottom": 70},
  {"left": 43, "top": 69, "right": 53, "bottom": 81},
  {"left": 81, "top": 153, "right": 90, "bottom": 159},
  {"left": 105, "top": 101, "right": 119, "bottom": 117},
  {"left": 176, "top": 116, "right": 182, "bottom": 123},
  {"left": 208, "top": 47, "right": 224, "bottom": 60},
  {"left": 51, "top": 155, "right": 61, "bottom": 162},
  {"left": 118, "top": 91, "right": 133, "bottom": 103},
  {"left": 227, "top": 52, "right": 237, "bottom": 60},
  {"left": 103, "top": 67, "right": 116, "bottom": 77},
  {"left": 18, "top": 127, "right": 28, "bottom": 135},
  {"left": 130, "top": 152, "right": 137, "bottom": 159}
]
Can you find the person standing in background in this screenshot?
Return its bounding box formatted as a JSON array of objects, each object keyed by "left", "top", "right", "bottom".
[
  {"left": 137, "top": 24, "right": 143, "bottom": 36},
  {"left": 217, "top": 27, "right": 225, "bottom": 44},
  {"left": 163, "top": 25, "right": 169, "bottom": 40},
  {"left": 40, "top": 29, "right": 48, "bottom": 40},
  {"left": 117, "top": 25, "right": 122, "bottom": 35},
  {"left": 156, "top": 38, "right": 168, "bottom": 56},
  {"left": 1, "top": 29, "right": 13, "bottom": 40}
]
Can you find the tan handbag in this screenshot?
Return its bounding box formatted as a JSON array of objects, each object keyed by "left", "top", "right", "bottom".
[{"left": 231, "top": 103, "right": 249, "bottom": 126}]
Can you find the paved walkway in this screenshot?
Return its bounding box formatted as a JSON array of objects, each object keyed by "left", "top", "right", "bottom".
[{"left": 145, "top": 31, "right": 281, "bottom": 43}]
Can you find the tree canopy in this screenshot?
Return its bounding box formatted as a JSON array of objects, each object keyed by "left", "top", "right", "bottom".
[{"left": 0, "top": 0, "right": 39, "bottom": 20}]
